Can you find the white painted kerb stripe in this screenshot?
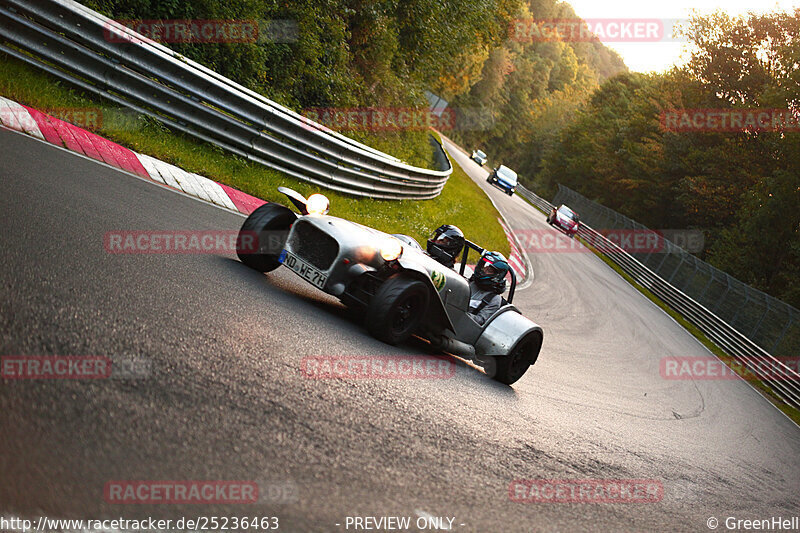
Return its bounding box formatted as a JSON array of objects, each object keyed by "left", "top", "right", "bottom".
[
  {"left": 133, "top": 153, "right": 238, "bottom": 212},
  {"left": 0, "top": 96, "right": 45, "bottom": 140}
]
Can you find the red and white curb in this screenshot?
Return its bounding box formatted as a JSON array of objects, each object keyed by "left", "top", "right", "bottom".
[
  {"left": 0, "top": 95, "right": 266, "bottom": 215},
  {"left": 1, "top": 95, "right": 528, "bottom": 284},
  {"left": 497, "top": 217, "right": 528, "bottom": 283}
]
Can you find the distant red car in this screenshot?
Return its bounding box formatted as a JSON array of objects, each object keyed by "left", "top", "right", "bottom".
[{"left": 547, "top": 205, "right": 580, "bottom": 238}]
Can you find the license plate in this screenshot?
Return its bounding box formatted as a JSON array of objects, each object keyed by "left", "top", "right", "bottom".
[{"left": 281, "top": 250, "right": 327, "bottom": 289}]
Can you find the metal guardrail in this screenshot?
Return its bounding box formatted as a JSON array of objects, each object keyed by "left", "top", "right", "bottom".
[
  {"left": 554, "top": 184, "right": 799, "bottom": 360},
  {"left": 516, "top": 184, "right": 800, "bottom": 409},
  {"left": 0, "top": 0, "right": 452, "bottom": 200}
]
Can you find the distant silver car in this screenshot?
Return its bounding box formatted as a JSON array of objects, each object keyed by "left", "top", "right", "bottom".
[
  {"left": 236, "top": 187, "right": 543, "bottom": 385},
  {"left": 471, "top": 149, "right": 488, "bottom": 166}
]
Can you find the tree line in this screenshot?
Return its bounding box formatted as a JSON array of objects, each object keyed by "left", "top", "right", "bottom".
[
  {"left": 80, "top": 1, "right": 796, "bottom": 308},
  {"left": 530, "top": 11, "right": 799, "bottom": 307}
]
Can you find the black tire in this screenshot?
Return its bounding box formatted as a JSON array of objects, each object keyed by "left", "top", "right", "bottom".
[
  {"left": 484, "top": 331, "right": 542, "bottom": 385},
  {"left": 236, "top": 203, "right": 296, "bottom": 272},
  {"left": 365, "top": 275, "right": 430, "bottom": 345}
]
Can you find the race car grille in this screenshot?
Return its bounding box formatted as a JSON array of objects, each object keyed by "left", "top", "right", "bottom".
[{"left": 288, "top": 221, "right": 339, "bottom": 271}]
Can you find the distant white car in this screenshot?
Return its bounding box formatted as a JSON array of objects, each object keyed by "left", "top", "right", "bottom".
[{"left": 471, "top": 149, "right": 488, "bottom": 166}]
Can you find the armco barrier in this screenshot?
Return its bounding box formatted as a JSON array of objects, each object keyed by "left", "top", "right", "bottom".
[
  {"left": 516, "top": 184, "right": 800, "bottom": 409},
  {"left": 0, "top": 0, "right": 451, "bottom": 200},
  {"left": 553, "top": 184, "right": 799, "bottom": 360}
]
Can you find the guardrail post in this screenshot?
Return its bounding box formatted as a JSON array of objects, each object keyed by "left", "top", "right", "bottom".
[
  {"left": 710, "top": 276, "right": 732, "bottom": 314},
  {"left": 728, "top": 290, "right": 751, "bottom": 326},
  {"left": 697, "top": 267, "right": 717, "bottom": 301},
  {"left": 666, "top": 254, "right": 686, "bottom": 284},
  {"left": 750, "top": 300, "right": 771, "bottom": 339},
  {"left": 770, "top": 310, "right": 793, "bottom": 354}
]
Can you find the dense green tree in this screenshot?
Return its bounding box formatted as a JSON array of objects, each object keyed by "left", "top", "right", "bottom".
[
  {"left": 534, "top": 9, "right": 800, "bottom": 306},
  {"left": 447, "top": 0, "right": 626, "bottom": 181}
]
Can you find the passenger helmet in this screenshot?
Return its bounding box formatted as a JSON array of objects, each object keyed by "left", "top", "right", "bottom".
[
  {"left": 426, "top": 225, "right": 465, "bottom": 267},
  {"left": 472, "top": 251, "right": 510, "bottom": 293}
]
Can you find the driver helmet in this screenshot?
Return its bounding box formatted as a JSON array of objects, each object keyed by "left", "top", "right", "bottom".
[
  {"left": 426, "top": 224, "right": 464, "bottom": 267},
  {"left": 471, "top": 251, "right": 510, "bottom": 293}
]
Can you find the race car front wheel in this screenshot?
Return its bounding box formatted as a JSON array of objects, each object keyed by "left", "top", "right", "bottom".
[
  {"left": 366, "top": 275, "right": 430, "bottom": 345},
  {"left": 237, "top": 203, "right": 297, "bottom": 272}
]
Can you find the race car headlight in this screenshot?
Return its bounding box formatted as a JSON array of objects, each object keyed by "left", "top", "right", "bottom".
[
  {"left": 306, "top": 194, "right": 330, "bottom": 216},
  {"left": 379, "top": 237, "right": 403, "bottom": 261}
]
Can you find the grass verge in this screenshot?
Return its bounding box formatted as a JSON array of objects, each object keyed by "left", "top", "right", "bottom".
[
  {"left": 577, "top": 235, "right": 800, "bottom": 426},
  {"left": 0, "top": 53, "right": 509, "bottom": 253}
]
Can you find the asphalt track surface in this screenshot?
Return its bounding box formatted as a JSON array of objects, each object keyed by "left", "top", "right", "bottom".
[{"left": 1, "top": 127, "right": 799, "bottom": 532}]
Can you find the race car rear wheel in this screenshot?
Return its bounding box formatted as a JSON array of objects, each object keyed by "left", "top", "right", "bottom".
[
  {"left": 237, "top": 203, "right": 296, "bottom": 272},
  {"left": 485, "top": 331, "right": 542, "bottom": 385},
  {"left": 366, "top": 275, "right": 430, "bottom": 345}
]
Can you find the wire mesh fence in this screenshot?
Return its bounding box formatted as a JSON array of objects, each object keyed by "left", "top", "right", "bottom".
[{"left": 553, "top": 184, "right": 799, "bottom": 359}]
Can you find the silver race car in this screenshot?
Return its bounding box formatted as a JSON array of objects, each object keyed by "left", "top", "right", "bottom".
[{"left": 236, "top": 187, "right": 543, "bottom": 385}]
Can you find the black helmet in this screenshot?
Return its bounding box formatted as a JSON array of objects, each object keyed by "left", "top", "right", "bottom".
[
  {"left": 427, "top": 224, "right": 464, "bottom": 267},
  {"left": 471, "top": 251, "right": 510, "bottom": 293}
]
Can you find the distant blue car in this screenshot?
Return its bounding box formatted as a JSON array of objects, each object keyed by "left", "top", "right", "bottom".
[{"left": 487, "top": 165, "right": 518, "bottom": 196}]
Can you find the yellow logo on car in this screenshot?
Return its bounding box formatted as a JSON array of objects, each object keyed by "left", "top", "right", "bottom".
[{"left": 431, "top": 270, "right": 446, "bottom": 291}]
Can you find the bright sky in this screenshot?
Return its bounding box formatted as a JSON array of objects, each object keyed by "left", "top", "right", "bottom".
[{"left": 564, "top": 0, "right": 799, "bottom": 73}]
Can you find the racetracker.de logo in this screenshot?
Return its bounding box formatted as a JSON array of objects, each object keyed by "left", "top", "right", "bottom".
[
  {"left": 300, "top": 355, "right": 456, "bottom": 379},
  {"left": 660, "top": 356, "right": 800, "bottom": 381},
  {"left": 302, "top": 107, "right": 455, "bottom": 132},
  {"left": 510, "top": 18, "right": 667, "bottom": 42},
  {"left": 513, "top": 229, "right": 665, "bottom": 253},
  {"left": 104, "top": 20, "right": 259, "bottom": 43},
  {"left": 104, "top": 481, "right": 258, "bottom": 504},
  {"left": 660, "top": 109, "right": 800, "bottom": 133},
  {"left": 1, "top": 356, "right": 111, "bottom": 379},
  {"left": 1, "top": 355, "right": 152, "bottom": 379},
  {"left": 1, "top": 107, "right": 102, "bottom": 131},
  {"left": 103, "top": 230, "right": 277, "bottom": 254},
  {"left": 509, "top": 479, "right": 663, "bottom": 503}
]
